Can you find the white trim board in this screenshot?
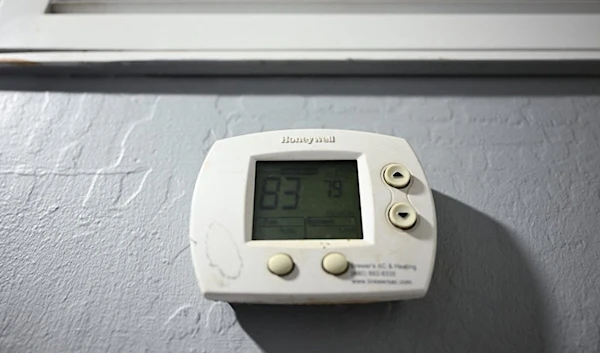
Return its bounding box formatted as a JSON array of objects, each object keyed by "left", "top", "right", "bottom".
[{"left": 1, "top": 0, "right": 599, "bottom": 75}]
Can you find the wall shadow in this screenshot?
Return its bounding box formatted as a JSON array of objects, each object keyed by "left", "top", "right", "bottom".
[
  {"left": 0, "top": 76, "right": 599, "bottom": 97},
  {"left": 232, "top": 191, "right": 548, "bottom": 353}
]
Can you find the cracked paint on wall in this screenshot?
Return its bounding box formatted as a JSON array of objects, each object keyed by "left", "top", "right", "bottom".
[{"left": 0, "top": 78, "right": 600, "bottom": 353}]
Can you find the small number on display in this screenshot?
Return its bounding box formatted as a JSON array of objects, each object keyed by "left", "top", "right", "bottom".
[{"left": 325, "top": 180, "right": 342, "bottom": 198}]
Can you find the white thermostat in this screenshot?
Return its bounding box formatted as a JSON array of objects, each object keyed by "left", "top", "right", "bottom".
[{"left": 189, "top": 129, "right": 436, "bottom": 304}]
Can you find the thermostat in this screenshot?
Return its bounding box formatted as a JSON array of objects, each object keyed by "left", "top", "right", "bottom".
[{"left": 189, "top": 129, "right": 436, "bottom": 304}]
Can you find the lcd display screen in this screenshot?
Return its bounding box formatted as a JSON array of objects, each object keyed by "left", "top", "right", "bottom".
[{"left": 252, "top": 161, "right": 363, "bottom": 240}]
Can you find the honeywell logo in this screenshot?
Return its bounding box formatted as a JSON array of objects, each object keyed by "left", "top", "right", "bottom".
[{"left": 281, "top": 136, "right": 336, "bottom": 144}]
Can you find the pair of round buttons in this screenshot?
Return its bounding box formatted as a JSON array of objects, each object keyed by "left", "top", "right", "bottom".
[
  {"left": 384, "top": 164, "right": 418, "bottom": 229},
  {"left": 267, "top": 253, "right": 349, "bottom": 276}
]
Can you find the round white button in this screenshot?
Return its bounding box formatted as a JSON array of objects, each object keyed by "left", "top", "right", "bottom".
[
  {"left": 388, "top": 203, "right": 418, "bottom": 229},
  {"left": 267, "top": 253, "right": 294, "bottom": 276},
  {"left": 383, "top": 164, "right": 411, "bottom": 188},
  {"left": 322, "top": 253, "right": 349, "bottom": 276}
]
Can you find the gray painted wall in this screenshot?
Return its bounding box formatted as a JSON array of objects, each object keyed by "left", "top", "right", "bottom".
[{"left": 1, "top": 77, "right": 599, "bottom": 353}]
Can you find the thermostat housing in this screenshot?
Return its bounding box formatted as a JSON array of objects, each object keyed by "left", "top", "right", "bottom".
[{"left": 189, "top": 129, "right": 436, "bottom": 304}]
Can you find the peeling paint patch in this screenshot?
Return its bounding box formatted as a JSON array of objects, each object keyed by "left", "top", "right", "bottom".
[
  {"left": 206, "top": 302, "right": 237, "bottom": 334},
  {"left": 163, "top": 305, "right": 202, "bottom": 341}
]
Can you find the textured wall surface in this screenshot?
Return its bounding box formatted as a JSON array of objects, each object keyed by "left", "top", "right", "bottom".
[{"left": 0, "top": 77, "right": 599, "bottom": 353}]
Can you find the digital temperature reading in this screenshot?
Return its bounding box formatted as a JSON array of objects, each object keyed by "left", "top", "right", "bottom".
[{"left": 252, "top": 161, "right": 363, "bottom": 240}]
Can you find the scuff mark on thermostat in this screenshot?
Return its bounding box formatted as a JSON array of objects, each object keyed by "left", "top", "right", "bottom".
[{"left": 205, "top": 223, "right": 243, "bottom": 280}]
